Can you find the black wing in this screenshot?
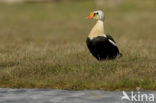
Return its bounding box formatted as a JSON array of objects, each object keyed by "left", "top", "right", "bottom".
[{"left": 106, "top": 34, "right": 116, "bottom": 43}]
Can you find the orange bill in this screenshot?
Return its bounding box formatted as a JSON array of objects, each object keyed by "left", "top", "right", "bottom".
[{"left": 88, "top": 12, "right": 94, "bottom": 19}]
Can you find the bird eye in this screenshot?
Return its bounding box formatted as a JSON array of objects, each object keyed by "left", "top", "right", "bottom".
[{"left": 94, "top": 12, "right": 98, "bottom": 15}]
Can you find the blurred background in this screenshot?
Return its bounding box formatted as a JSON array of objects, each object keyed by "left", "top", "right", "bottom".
[{"left": 0, "top": 0, "right": 156, "bottom": 89}]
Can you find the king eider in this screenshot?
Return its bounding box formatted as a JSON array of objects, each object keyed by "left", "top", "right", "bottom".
[{"left": 86, "top": 10, "right": 122, "bottom": 61}]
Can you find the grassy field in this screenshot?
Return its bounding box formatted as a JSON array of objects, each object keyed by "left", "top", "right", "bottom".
[{"left": 0, "top": 0, "right": 156, "bottom": 90}]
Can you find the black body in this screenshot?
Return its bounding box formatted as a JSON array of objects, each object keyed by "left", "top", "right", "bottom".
[{"left": 86, "top": 35, "right": 120, "bottom": 60}]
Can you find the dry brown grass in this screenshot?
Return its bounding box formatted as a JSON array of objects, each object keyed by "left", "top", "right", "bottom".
[{"left": 0, "top": 0, "right": 155, "bottom": 90}]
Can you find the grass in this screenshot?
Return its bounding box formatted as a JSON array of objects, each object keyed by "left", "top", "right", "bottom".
[{"left": 0, "top": 0, "right": 156, "bottom": 90}]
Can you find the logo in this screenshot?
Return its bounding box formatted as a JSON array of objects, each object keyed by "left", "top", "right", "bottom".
[{"left": 121, "top": 91, "right": 155, "bottom": 102}]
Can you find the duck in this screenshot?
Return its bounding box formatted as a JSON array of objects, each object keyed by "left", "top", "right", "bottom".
[{"left": 86, "top": 10, "right": 122, "bottom": 61}]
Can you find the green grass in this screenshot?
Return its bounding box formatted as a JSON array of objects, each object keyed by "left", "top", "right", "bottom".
[{"left": 0, "top": 0, "right": 156, "bottom": 90}]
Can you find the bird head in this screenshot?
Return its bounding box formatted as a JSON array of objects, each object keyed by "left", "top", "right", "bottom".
[{"left": 88, "top": 10, "right": 104, "bottom": 21}]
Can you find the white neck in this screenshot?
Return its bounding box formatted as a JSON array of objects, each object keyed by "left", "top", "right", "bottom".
[{"left": 88, "top": 20, "right": 105, "bottom": 40}]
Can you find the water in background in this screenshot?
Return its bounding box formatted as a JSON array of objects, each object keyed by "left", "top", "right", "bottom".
[{"left": 0, "top": 88, "right": 156, "bottom": 103}]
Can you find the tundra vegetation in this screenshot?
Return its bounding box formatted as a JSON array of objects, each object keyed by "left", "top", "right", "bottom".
[{"left": 0, "top": 0, "right": 155, "bottom": 90}]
